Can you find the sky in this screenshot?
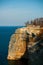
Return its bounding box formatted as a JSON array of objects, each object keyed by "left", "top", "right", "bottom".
[{"left": 0, "top": 0, "right": 43, "bottom": 26}]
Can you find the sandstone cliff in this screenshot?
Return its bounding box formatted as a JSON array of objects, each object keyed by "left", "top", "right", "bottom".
[
  {"left": 7, "top": 25, "right": 43, "bottom": 60},
  {"left": 7, "top": 28, "right": 27, "bottom": 60}
]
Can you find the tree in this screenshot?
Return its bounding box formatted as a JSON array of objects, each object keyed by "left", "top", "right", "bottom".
[{"left": 25, "top": 21, "right": 29, "bottom": 26}]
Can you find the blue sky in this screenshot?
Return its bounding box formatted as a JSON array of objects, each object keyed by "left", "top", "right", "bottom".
[{"left": 0, "top": 0, "right": 43, "bottom": 26}]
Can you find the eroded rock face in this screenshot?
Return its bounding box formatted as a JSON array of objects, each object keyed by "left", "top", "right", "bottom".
[
  {"left": 7, "top": 25, "right": 43, "bottom": 60},
  {"left": 7, "top": 28, "right": 26, "bottom": 60}
]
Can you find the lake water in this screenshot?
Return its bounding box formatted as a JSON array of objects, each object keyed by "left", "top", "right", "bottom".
[
  {"left": 0, "top": 26, "right": 43, "bottom": 65},
  {"left": 0, "top": 26, "right": 28, "bottom": 65}
]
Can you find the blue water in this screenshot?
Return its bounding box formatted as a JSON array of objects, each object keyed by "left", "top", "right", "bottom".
[{"left": 0, "top": 26, "right": 28, "bottom": 65}]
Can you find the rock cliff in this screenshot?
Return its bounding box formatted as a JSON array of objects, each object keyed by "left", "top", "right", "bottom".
[{"left": 7, "top": 25, "right": 43, "bottom": 60}]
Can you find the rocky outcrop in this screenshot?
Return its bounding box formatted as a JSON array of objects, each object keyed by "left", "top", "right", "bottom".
[
  {"left": 7, "top": 25, "right": 43, "bottom": 60},
  {"left": 7, "top": 28, "right": 26, "bottom": 60}
]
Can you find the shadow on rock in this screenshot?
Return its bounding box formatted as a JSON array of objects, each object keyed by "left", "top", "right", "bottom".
[{"left": 8, "top": 58, "right": 28, "bottom": 65}]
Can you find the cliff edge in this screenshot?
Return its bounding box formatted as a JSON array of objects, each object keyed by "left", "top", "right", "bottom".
[{"left": 7, "top": 24, "right": 43, "bottom": 60}]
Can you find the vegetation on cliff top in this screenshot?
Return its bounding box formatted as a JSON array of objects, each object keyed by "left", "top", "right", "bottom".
[{"left": 25, "top": 18, "right": 43, "bottom": 27}]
